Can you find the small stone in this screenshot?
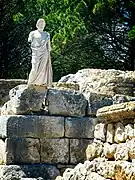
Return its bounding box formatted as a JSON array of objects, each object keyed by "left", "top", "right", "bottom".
[
  {"left": 125, "top": 124, "right": 134, "bottom": 140},
  {"left": 103, "top": 143, "right": 117, "bottom": 159},
  {"left": 114, "top": 143, "right": 129, "bottom": 160},
  {"left": 106, "top": 123, "right": 114, "bottom": 143},
  {"left": 127, "top": 139, "right": 135, "bottom": 160},
  {"left": 94, "top": 123, "right": 106, "bottom": 142},
  {"left": 86, "top": 142, "right": 103, "bottom": 160},
  {"left": 114, "top": 122, "right": 125, "bottom": 143}
]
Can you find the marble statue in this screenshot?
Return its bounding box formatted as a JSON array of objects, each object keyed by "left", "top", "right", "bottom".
[{"left": 27, "top": 18, "right": 52, "bottom": 87}]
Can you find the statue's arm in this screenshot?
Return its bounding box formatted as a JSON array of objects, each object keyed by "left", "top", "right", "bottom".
[{"left": 28, "top": 31, "right": 34, "bottom": 43}]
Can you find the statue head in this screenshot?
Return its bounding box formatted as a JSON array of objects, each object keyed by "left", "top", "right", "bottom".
[{"left": 36, "top": 18, "right": 46, "bottom": 32}]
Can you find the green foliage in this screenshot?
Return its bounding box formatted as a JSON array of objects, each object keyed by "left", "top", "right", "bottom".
[{"left": 1, "top": 0, "right": 135, "bottom": 81}]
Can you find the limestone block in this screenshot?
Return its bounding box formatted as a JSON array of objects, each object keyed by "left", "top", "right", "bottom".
[
  {"left": 0, "top": 164, "right": 60, "bottom": 180},
  {"left": 70, "top": 139, "right": 92, "bottom": 164},
  {"left": 114, "top": 122, "right": 125, "bottom": 143},
  {"left": 47, "top": 88, "right": 87, "bottom": 117},
  {"left": 86, "top": 92, "right": 112, "bottom": 115},
  {"left": 0, "top": 79, "right": 27, "bottom": 106},
  {"left": 114, "top": 143, "right": 129, "bottom": 160},
  {"left": 5, "top": 138, "right": 40, "bottom": 164},
  {"left": 97, "top": 101, "right": 135, "bottom": 123},
  {"left": 94, "top": 123, "right": 106, "bottom": 142},
  {"left": 53, "top": 82, "right": 80, "bottom": 91},
  {"left": 0, "top": 140, "right": 6, "bottom": 164},
  {"left": 125, "top": 124, "right": 134, "bottom": 140},
  {"left": 106, "top": 123, "right": 114, "bottom": 143},
  {"left": 8, "top": 84, "right": 47, "bottom": 114},
  {"left": 113, "top": 94, "right": 133, "bottom": 104},
  {"left": 103, "top": 143, "right": 117, "bottom": 159},
  {"left": 65, "top": 117, "right": 97, "bottom": 138},
  {"left": 41, "top": 138, "right": 69, "bottom": 164},
  {"left": 86, "top": 142, "right": 103, "bottom": 161},
  {"left": 0, "top": 115, "right": 64, "bottom": 138},
  {"left": 127, "top": 139, "right": 135, "bottom": 160},
  {"left": 1, "top": 101, "right": 14, "bottom": 115}
]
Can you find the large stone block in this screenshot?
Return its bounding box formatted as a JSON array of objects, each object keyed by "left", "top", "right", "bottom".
[
  {"left": 65, "top": 117, "right": 97, "bottom": 138},
  {"left": 87, "top": 93, "right": 112, "bottom": 115},
  {"left": 6, "top": 84, "right": 47, "bottom": 115},
  {"left": 0, "top": 164, "right": 60, "bottom": 180},
  {"left": 0, "top": 79, "right": 27, "bottom": 106},
  {"left": 70, "top": 139, "right": 92, "bottom": 164},
  {"left": 0, "top": 115, "right": 64, "bottom": 138},
  {"left": 114, "top": 122, "right": 125, "bottom": 143},
  {"left": 0, "top": 138, "right": 40, "bottom": 164},
  {"left": 97, "top": 101, "right": 135, "bottom": 123},
  {"left": 47, "top": 88, "right": 87, "bottom": 117},
  {"left": 41, "top": 138, "right": 69, "bottom": 164}
]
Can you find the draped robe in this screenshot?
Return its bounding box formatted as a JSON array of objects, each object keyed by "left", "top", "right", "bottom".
[{"left": 27, "top": 30, "right": 52, "bottom": 87}]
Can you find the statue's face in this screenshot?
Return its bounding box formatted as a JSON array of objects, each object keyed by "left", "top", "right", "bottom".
[{"left": 37, "top": 20, "right": 45, "bottom": 31}]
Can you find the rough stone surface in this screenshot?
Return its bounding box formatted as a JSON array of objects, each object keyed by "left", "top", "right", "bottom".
[
  {"left": 53, "top": 82, "right": 79, "bottom": 91},
  {"left": 97, "top": 101, "right": 135, "bottom": 123},
  {"left": 56, "top": 158, "right": 135, "bottom": 180},
  {"left": 0, "top": 164, "right": 60, "bottom": 180},
  {"left": 106, "top": 123, "right": 114, "bottom": 143},
  {"left": 7, "top": 84, "right": 47, "bottom": 115},
  {"left": 47, "top": 88, "right": 87, "bottom": 117},
  {"left": 65, "top": 117, "right": 97, "bottom": 138},
  {"left": 0, "top": 115, "right": 64, "bottom": 138},
  {"left": 87, "top": 92, "right": 113, "bottom": 115},
  {"left": 0, "top": 79, "right": 27, "bottom": 106},
  {"left": 103, "top": 143, "right": 117, "bottom": 159},
  {"left": 114, "top": 143, "right": 129, "bottom": 161},
  {"left": 59, "top": 69, "right": 135, "bottom": 96},
  {"left": 41, "top": 138, "right": 69, "bottom": 164},
  {"left": 0, "top": 139, "right": 6, "bottom": 164},
  {"left": 1, "top": 100, "right": 14, "bottom": 115},
  {"left": 114, "top": 122, "right": 125, "bottom": 143},
  {"left": 94, "top": 123, "right": 106, "bottom": 142},
  {"left": 125, "top": 124, "right": 134, "bottom": 140},
  {"left": 128, "top": 138, "right": 135, "bottom": 160},
  {"left": 70, "top": 139, "right": 92, "bottom": 164},
  {"left": 86, "top": 142, "right": 103, "bottom": 160},
  {"left": 5, "top": 138, "right": 40, "bottom": 164}
]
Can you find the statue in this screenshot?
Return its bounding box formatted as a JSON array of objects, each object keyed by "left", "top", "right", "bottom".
[{"left": 27, "top": 18, "right": 52, "bottom": 87}]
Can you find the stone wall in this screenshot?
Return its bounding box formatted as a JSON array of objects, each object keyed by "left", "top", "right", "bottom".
[{"left": 57, "top": 101, "right": 135, "bottom": 180}]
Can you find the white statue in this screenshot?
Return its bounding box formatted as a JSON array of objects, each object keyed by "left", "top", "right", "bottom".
[{"left": 27, "top": 18, "right": 52, "bottom": 87}]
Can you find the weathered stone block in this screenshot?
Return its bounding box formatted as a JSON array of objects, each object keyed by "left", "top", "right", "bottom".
[
  {"left": 0, "top": 140, "right": 6, "bottom": 164},
  {"left": 125, "top": 124, "right": 134, "bottom": 140},
  {"left": 87, "top": 93, "right": 112, "bottom": 115},
  {"left": 0, "top": 164, "right": 60, "bottom": 180},
  {"left": 103, "top": 143, "right": 117, "bottom": 159},
  {"left": 94, "top": 123, "right": 106, "bottom": 142},
  {"left": 0, "top": 115, "right": 64, "bottom": 138},
  {"left": 8, "top": 84, "right": 47, "bottom": 114},
  {"left": 2, "top": 138, "right": 40, "bottom": 164},
  {"left": 106, "top": 123, "right": 114, "bottom": 143},
  {"left": 47, "top": 88, "right": 87, "bottom": 117},
  {"left": 114, "top": 122, "right": 125, "bottom": 143},
  {"left": 97, "top": 101, "right": 135, "bottom": 123},
  {"left": 41, "top": 138, "right": 69, "bottom": 164},
  {"left": 114, "top": 143, "right": 129, "bottom": 161},
  {"left": 65, "top": 117, "right": 97, "bottom": 138},
  {"left": 70, "top": 139, "right": 92, "bottom": 164},
  {"left": 86, "top": 142, "right": 103, "bottom": 161},
  {"left": 0, "top": 79, "right": 27, "bottom": 106},
  {"left": 127, "top": 139, "right": 135, "bottom": 160}
]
